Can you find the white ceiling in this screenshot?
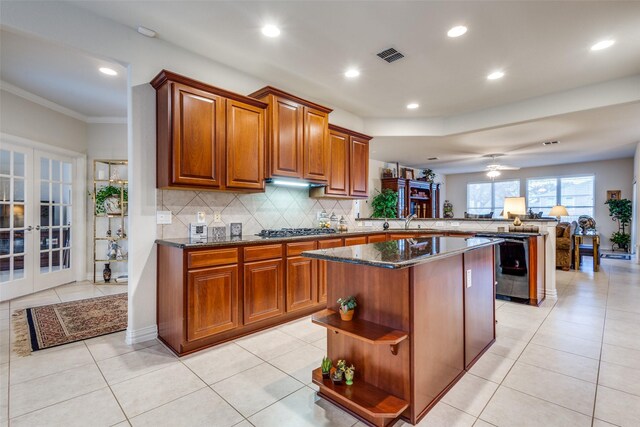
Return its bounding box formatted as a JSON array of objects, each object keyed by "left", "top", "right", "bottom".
[
  {"left": 371, "top": 102, "right": 640, "bottom": 174},
  {"left": 70, "top": 1, "right": 640, "bottom": 118},
  {"left": 0, "top": 28, "right": 127, "bottom": 119}
]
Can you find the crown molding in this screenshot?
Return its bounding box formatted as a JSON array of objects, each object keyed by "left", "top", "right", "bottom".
[{"left": 1, "top": 80, "right": 126, "bottom": 124}]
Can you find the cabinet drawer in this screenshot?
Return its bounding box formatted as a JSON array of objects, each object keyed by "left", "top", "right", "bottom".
[
  {"left": 244, "top": 244, "right": 283, "bottom": 262},
  {"left": 344, "top": 236, "right": 367, "bottom": 246},
  {"left": 286, "top": 241, "right": 317, "bottom": 256},
  {"left": 388, "top": 234, "right": 415, "bottom": 240},
  {"left": 187, "top": 248, "right": 238, "bottom": 269},
  {"left": 367, "top": 234, "right": 387, "bottom": 243},
  {"left": 318, "top": 238, "right": 343, "bottom": 249}
]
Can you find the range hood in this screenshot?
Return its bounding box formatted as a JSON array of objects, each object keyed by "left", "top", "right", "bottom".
[{"left": 265, "top": 178, "right": 326, "bottom": 188}]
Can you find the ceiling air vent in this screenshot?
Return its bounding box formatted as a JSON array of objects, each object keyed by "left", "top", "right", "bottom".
[
  {"left": 377, "top": 47, "right": 405, "bottom": 63},
  {"left": 542, "top": 140, "right": 559, "bottom": 146}
]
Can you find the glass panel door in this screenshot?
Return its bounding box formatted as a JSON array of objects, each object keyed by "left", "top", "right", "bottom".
[
  {"left": 34, "top": 153, "right": 75, "bottom": 290},
  {"left": 0, "top": 144, "right": 34, "bottom": 300}
]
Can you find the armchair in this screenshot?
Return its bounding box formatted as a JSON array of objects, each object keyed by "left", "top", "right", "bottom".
[{"left": 556, "top": 221, "right": 577, "bottom": 271}]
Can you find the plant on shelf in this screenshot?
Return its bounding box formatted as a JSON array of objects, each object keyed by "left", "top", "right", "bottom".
[
  {"left": 605, "top": 198, "right": 632, "bottom": 252},
  {"left": 337, "top": 296, "right": 357, "bottom": 321},
  {"left": 371, "top": 189, "right": 398, "bottom": 219},
  {"left": 421, "top": 168, "right": 436, "bottom": 183},
  {"left": 331, "top": 359, "right": 346, "bottom": 384},
  {"left": 321, "top": 356, "right": 332, "bottom": 379},
  {"left": 343, "top": 364, "right": 355, "bottom": 386},
  {"left": 94, "top": 185, "right": 128, "bottom": 215}
]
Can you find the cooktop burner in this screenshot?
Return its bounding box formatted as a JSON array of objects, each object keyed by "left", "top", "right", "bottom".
[{"left": 256, "top": 228, "right": 338, "bottom": 238}]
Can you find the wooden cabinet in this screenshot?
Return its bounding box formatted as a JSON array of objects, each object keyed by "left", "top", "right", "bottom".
[
  {"left": 152, "top": 70, "right": 267, "bottom": 191},
  {"left": 325, "top": 127, "right": 350, "bottom": 196},
  {"left": 382, "top": 178, "right": 441, "bottom": 218},
  {"left": 250, "top": 86, "right": 332, "bottom": 182},
  {"left": 350, "top": 135, "right": 370, "bottom": 197},
  {"left": 367, "top": 234, "right": 387, "bottom": 243},
  {"left": 226, "top": 100, "right": 265, "bottom": 190},
  {"left": 463, "top": 247, "right": 496, "bottom": 368},
  {"left": 317, "top": 238, "right": 343, "bottom": 303},
  {"left": 244, "top": 258, "right": 285, "bottom": 325},
  {"left": 286, "top": 242, "right": 318, "bottom": 312},
  {"left": 187, "top": 265, "right": 238, "bottom": 341},
  {"left": 344, "top": 236, "right": 368, "bottom": 246}
]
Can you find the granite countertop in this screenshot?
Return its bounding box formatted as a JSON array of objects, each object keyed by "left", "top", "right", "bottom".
[
  {"left": 357, "top": 218, "right": 558, "bottom": 223},
  {"left": 301, "top": 236, "right": 503, "bottom": 269},
  {"left": 155, "top": 228, "right": 544, "bottom": 249}
]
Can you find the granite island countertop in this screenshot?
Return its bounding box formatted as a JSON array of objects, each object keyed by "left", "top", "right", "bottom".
[{"left": 301, "top": 236, "right": 503, "bottom": 269}]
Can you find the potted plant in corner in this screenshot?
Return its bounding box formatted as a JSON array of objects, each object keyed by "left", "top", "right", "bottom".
[
  {"left": 337, "top": 296, "right": 357, "bottom": 321},
  {"left": 605, "top": 198, "right": 632, "bottom": 252},
  {"left": 321, "top": 356, "right": 332, "bottom": 379}
]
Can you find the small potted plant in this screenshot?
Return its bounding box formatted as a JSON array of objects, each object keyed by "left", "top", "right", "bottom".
[
  {"left": 337, "top": 296, "right": 357, "bottom": 321},
  {"left": 321, "top": 356, "right": 332, "bottom": 379},
  {"left": 343, "top": 364, "right": 355, "bottom": 386},
  {"left": 331, "top": 359, "right": 346, "bottom": 385}
]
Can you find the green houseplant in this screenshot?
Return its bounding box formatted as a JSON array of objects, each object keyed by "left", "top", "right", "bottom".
[
  {"left": 371, "top": 189, "right": 398, "bottom": 219},
  {"left": 343, "top": 364, "right": 355, "bottom": 386},
  {"left": 95, "top": 185, "right": 128, "bottom": 215},
  {"left": 337, "top": 296, "right": 357, "bottom": 321},
  {"left": 321, "top": 356, "right": 332, "bottom": 379},
  {"left": 421, "top": 168, "right": 436, "bottom": 183},
  {"left": 605, "top": 198, "right": 632, "bottom": 251}
]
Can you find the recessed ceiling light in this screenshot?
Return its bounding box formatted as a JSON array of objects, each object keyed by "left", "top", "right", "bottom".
[
  {"left": 590, "top": 39, "right": 615, "bottom": 51},
  {"left": 261, "top": 24, "right": 281, "bottom": 38},
  {"left": 406, "top": 103, "right": 420, "bottom": 109},
  {"left": 447, "top": 26, "right": 468, "bottom": 38},
  {"left": 99, "top": 67, "right": 118, "bottom": 76},
  {"left": 137, "top": 26, "right": 157, "bottom": 38},
  {"left": 344, "top": 68, "right": 360, "bottom": 78},
  {"left": 487, "top": 71, "right": 505, "bottom": 80}
]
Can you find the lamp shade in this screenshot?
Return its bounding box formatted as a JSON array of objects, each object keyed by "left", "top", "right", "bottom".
[
  {"left": 549, "top": 205, "right": 569, "bottom": 217},
  {"left": 503, "top": 197, "right": 526, "bottom": 219}
]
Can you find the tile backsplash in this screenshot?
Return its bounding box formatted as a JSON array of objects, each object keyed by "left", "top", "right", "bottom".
[{"left": 157, "top": 185, "right": 360, "bottom": 239}]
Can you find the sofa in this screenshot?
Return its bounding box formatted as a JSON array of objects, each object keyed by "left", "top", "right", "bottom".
[{"left": 556, "top": 221, "right": 577, "bottom": 271}]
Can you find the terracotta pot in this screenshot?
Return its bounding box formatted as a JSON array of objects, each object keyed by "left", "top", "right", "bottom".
[{"left": 340, "top": 309, "right": 354, "bottom": 321}]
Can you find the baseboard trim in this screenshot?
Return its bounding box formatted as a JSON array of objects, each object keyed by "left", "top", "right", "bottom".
[
  {"left": 545, "top": 288, "right": 558, "bottom": 299},
  {"left": 125, "top": 325, "right": 158, "bottom": 345}
]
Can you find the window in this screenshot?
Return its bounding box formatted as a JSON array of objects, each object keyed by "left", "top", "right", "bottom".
[
  {"left": 527, "top": 175, "right": 594, "bottom": 220},
  {"left": 467, "top": 180, "right": 520, "bottom": 217}
]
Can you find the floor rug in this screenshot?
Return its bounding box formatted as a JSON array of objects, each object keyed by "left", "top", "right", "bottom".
[
  {"left": 12, "top": 293, "right": 127, "bottom": 356},
  {"left": 601, "top": 253, "right": 632, "bottom": 260}
]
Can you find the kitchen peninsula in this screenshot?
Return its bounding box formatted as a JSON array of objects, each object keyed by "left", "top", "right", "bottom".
[{"left": 302, "top": 236, "right": 502, "bottom": 427}]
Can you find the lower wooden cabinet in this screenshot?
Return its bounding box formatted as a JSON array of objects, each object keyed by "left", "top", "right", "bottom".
[
  {"left": 187, "top": 265, "right": 238, "bottom": 341},
  {"left": 367, "top": 234, "right": 387, "bottom": 243},
  {"left": 317, "top": 238, "right": 344, "bottom": 303},
  {"left": 244, "top": 258, "right": 285, "bottom": 325},
  {"left": 344, "top": 236, "right": 367, "bottom": 246},
  {"left": 286, "top": 256, "right": 318, "bottom": 312}
]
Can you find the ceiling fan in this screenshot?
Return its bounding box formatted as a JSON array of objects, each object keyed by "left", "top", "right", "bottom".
[{"left": 484, "top": 154, "right": 520, "bottom": 178}]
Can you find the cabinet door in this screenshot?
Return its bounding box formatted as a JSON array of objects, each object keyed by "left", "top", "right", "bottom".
[
  {"left": 171, "top": 83, "right": 225, "bottom": 188},
  {"left": 244, "top": 259, "right": 284, "bottom": 324},
  {"left": 349, "top": 136, "right": 369, "bottom": 197},
  {"left": 303, "top": 106, "right": 329, "bottom": 182},
  {"left": 325, "top": 129, "right": 349, "bottom": 196},
  {"left": 464, "top": 247, "right": 495, "bottom": 368},
  {"left": 271, "top": 97, "right": 303, "bottom": 178},
  {"left": 317, "top": 238, "right": 343, "bottom": 303},
  {"left": 367, "top": 234, "right": 387, "bottom": 243},
  {"left": 187, "top": 265, "right": 238, "bottom": 341},
  {"left": 286, "top": 256, "right": 318, "bottom": 312},
  {"left": 226, "top": 100, "right": 265, "bottom": 190},
  {"left": 344, "top": 236, "right": 367, "bottom": 246}
]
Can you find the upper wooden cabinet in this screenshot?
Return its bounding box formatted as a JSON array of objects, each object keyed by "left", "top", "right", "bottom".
[
  {"left": 312, "top": 124, "right": 371, "bottom": 199},
  {"left": 250, "top": 86, "right": 332, "bottom": 182},
  {"left": 151, "top": 70, "right": 267, "bottom": 191}
]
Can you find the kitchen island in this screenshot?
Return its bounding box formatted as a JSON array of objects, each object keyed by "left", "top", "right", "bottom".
[{"left": 302, "top": 236, "right": 502, "bottom": 427}]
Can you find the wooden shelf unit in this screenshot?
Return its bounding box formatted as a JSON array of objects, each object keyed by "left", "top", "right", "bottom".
[
  {"left": 312, "top": 368, "right": 408, "bottom": 427},
  {"left": 312, "top": 309, "right": 408, "bottom": 354}
]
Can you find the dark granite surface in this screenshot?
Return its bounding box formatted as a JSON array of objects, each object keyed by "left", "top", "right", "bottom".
[
  {"left": 156, "top": 228, "right": 542, "bottom": 249},
  {"left": 301, "top": 237, "right": 503, "bottom": 269},
  {"left": 357, "top": 218, "right": 557, "bottom": 222}
]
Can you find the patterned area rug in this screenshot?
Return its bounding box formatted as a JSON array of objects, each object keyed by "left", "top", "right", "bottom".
[{"left": 12, "top": 294, "right": 127, "bottom": 356}]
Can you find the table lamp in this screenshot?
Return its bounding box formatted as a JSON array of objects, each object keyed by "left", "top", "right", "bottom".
[
  {"left": 549, "top": 205, "right": 568, "bottom": 221},
  {"left": 503, "top": 197, "right": 526, "bottom": 226}
]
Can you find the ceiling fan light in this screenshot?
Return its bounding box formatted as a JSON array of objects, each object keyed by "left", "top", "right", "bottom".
[{"left": 487, "top": 170, "right": 501, "bottom": 178}]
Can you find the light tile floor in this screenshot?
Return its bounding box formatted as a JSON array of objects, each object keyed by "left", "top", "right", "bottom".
[{"left": 0, "top": 258, "right": 638, "bottom": 426}]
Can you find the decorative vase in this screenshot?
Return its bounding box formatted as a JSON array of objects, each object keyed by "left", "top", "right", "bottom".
[
  {"left": 383, "top": 220, "right": 389, "bottom": 230},
  {"left": 103, "top": 263, "right": 112, "bottom": 283},
  {"left": 104, "top": 196, "right": 122, "bottom": 215},
  {"left": 345, "top": 372, "right": 354, "bottom": 386},
  {"left": 340, "top": 309, "right": 354, "bottom": 321}
]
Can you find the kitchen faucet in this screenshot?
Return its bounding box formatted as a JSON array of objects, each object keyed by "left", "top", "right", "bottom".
[{"left": 404, "top": 213, "right": 417, "bottom": 230}]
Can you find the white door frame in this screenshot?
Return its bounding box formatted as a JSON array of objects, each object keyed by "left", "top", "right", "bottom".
[{"left": 1, "top": 133, "right": 87, "bottom": 298}]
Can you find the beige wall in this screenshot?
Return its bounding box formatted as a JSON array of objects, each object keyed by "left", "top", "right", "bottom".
[
  {"left": 445, "top": 158, "right": 634, "bottom": 247},
  {"left": 0, "top": 89, "right": 87, "bottom": 152}
]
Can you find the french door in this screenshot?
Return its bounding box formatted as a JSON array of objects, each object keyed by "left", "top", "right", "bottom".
[{"left": 1, "top": 143, "right": 77, "bottom": 301}]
